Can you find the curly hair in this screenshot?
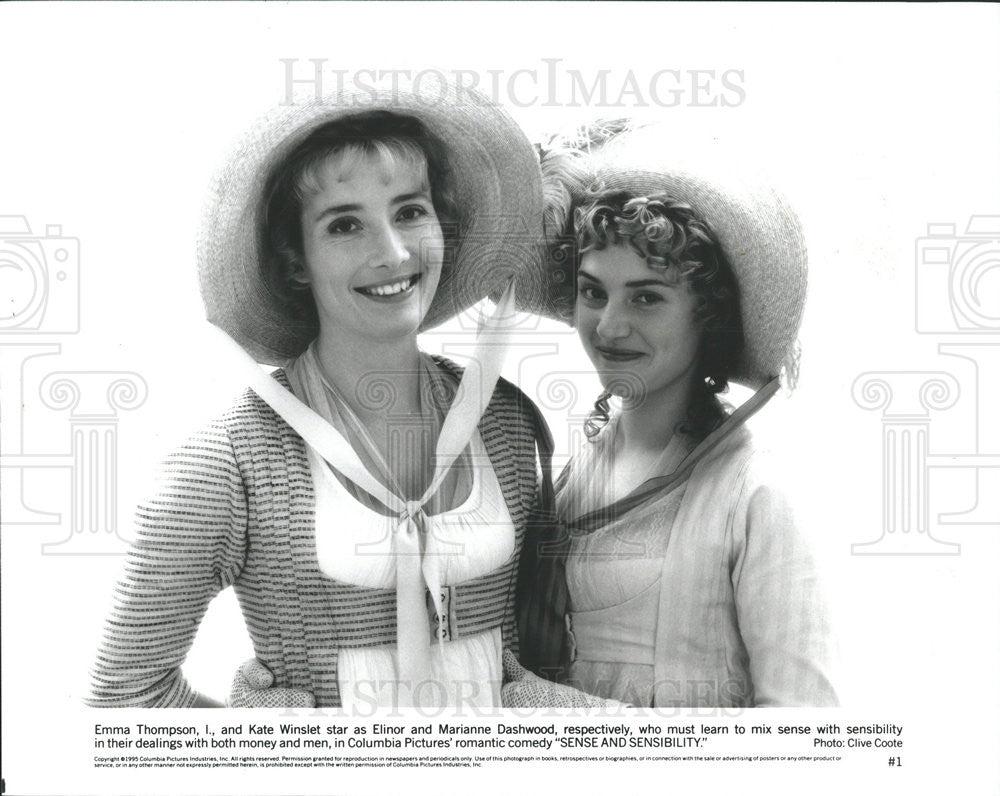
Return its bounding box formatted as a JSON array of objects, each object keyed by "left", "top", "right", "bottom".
[
  {"left": 260, "top": 112, "right": 460, "bottom": 337},
  {"left": 536, "top": 119, "right": 637, "bottom": 321},
  {"left": 575, "top": 191, "right": 744, "bottom": 441}
]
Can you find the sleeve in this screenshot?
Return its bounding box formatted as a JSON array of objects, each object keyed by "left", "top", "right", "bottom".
[
  {"left": 500, "top": 650, "right": 628, "bottom": 709},
  {"left": 510, "top": 384, "right": 570, "bottom": 677},
  {"left": 86, "top": 418, "right": 248, "bottom": 707},
  {"left": 731, "top": 476, "right": 840, "bottom": 707}
]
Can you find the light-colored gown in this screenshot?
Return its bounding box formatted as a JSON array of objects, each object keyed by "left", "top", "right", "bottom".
[{"left": 557, "top": 410, "right": 838, "bottom": 708}]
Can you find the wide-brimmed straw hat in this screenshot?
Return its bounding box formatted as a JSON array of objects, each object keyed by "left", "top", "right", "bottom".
[
  {"left": 525, "top": 129, "right": 807, "bottom": 391},
  {"left": 199, "top": 76, "right": 542, "bottom": 365}
]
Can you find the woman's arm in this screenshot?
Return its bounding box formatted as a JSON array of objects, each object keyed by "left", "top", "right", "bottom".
[
  {"left": 732, "top": 481, "right": 839, "bottom": 707},
  {"left": 227, "top": 659, "right": 315, "bottom": 708},
  {"left": 86, "top": 418, "right": 248, "bottom": 708},
  {"left": 513, "top": 385, "right": 571, "bottom": 680},
  {"left": 501, "top": 650, "right": 629, "bottom": 709}
]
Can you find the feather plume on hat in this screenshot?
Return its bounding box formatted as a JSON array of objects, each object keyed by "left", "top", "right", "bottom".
[
  {"left": 518, "top": 120, "right": 640, "bottom": 322},
  {"left": 523, "top": 120, "right": 808, "bottom": 391},
  {"left": 535, "top": 118, "right": 637, "bottom": 240}
]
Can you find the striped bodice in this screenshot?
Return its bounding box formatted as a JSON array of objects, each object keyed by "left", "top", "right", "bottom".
[{"left": 87, "top": 359, "right": 540, "bottom": 708}]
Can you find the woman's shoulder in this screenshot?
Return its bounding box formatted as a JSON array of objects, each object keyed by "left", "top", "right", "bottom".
[
  {"left": 218, "top": 368, "right": 293, "bottom": 427},
  {"left": 169, "top": 369, "right": 307, "bottom": 492},
  {"left": 697, "top": 422, "right": 810, "bottom": 546},
  {"left": 725, "top": 423, "right": 796, "bottom": 496},
  {"left": 691, "top": 421, "right": 757, "bottom": 477},
  {"left": 685, "top": 420, "right": 798, "bottom": 513},
  {"left": 186, "top": 369, "right": 305, "bottom": 471}
]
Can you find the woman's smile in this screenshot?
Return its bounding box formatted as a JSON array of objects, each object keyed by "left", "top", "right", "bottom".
[
  {"left": 354, "top": 272, "right": 421, "bottom": 301},
  {"left": 593, "top": 344, "right": 645, "bottom": 363}
]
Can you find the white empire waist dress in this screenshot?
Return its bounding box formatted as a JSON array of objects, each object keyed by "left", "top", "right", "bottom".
[{"left": 307, "top": 430, "right": 515, "bottom": 710}]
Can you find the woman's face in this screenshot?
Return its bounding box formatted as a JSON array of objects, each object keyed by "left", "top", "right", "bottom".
[
  {"left": 575, "top": 243, "right": 701, "bottom": 408},
  {"left": 297, "top": 149, "right": 444, "bottom": 345}
]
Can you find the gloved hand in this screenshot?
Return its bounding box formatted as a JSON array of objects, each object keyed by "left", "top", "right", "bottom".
[
  {"left": 501, "top": 649, "right": 629, "bottom": 709},
  {"left": 227, "top": 658, "right": 316, "bottom": 709}
]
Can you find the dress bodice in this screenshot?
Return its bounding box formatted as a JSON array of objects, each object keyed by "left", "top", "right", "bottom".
[{"left": 310, "top": 429, "right": 515, "bottom": 708}]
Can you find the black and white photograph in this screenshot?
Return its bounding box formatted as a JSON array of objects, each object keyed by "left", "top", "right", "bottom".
[{"left": 1, "top": 3, "right": 998, "bottom": 794}]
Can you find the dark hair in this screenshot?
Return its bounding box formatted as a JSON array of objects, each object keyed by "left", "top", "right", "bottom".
[
  {"left": 575, "top": 191, "right": 744, "bottom": 441},
  {"left": 260, "top": 112, "right": 460, "bottom": 335}
]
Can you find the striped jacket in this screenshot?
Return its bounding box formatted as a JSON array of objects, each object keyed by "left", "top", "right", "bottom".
[{"left": 87, "top": 359, "right": 541, "bottom": 707}]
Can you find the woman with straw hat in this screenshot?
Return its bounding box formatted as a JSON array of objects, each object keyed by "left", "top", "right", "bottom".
[
  {"left": 510, "top": 132, "right": 839, "bottom": 707},
  {"left": 86, "top": 76, "right": 547, "bottom": 709}
]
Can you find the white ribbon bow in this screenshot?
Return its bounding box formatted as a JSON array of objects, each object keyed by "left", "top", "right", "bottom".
[{"left": 211, "top": 283, "right": 517, "bottom": 707}]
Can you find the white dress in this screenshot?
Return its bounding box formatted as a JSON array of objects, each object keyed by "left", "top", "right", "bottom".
[{"left": 308, "top": 430, "right": 515, "bottom": 709}]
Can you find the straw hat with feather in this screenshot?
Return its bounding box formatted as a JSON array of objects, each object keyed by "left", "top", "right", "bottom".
[{"left": 525, "top": 125, "right": 807, "bottom": 391}]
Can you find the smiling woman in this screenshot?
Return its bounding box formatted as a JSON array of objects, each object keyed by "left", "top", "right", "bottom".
[
  {"left": 85, "top": 78, "right": 546, "bottom": 709},
  {"left": 298, "top": 145, "right": 444, "bottom": 349},
  {"left": 257, "top": 115, "right": 462, "bottom": 505},
  {"left": 574, "top": 193, "right": 743, "bottom": 452},
  {"left": 263, "top": 114, "right": 458, "bottom": 353},
  {"left": 514, "top": 134, "right": 838, "bottom": 708}
]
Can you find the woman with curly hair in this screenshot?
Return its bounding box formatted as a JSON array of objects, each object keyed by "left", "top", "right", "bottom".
[{"left": 511, "top": 139, "right": 839, "bottom": 708}]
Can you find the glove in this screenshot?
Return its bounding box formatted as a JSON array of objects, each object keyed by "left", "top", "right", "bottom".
[
  {"left": 501, "top": 649, "right": 630, "bottom": 709},
  {"left": 227, "top": 658, "right": 316, "bottom": 709}
]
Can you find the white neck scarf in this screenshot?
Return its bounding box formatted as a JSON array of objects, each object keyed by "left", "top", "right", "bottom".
[{"left": 211, "top": 282, "right": 517, "bottom": 707}]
